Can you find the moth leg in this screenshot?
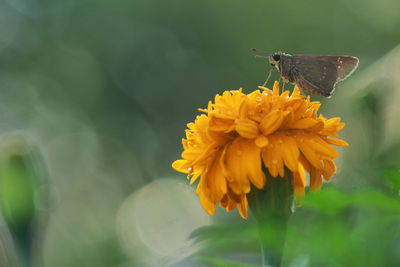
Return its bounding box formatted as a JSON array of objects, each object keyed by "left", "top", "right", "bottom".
[
  {"left": 262, "top": 68, "right": 273, "bottom": 87},
  {"left": 281, "top": 76, "right": 290, "bottom": 93}
]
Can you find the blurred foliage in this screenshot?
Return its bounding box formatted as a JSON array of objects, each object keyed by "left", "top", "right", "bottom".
[
  {"left": 196, "top": 256, "right": 256, "bottom": 267},
  {"left": 0, "top": 0, "right": 399, "bottom": 266},
  {"left": 192, "top": 186, "right": 400, "bottom": 266}
]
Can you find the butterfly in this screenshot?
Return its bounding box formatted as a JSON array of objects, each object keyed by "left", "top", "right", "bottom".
[{"left": 265, "top": 52, "right": 359, "bottom": 97}]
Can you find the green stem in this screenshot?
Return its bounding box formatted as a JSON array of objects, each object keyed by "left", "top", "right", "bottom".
[{"left": 248, "top": 169, "right": 294, "bottom": 267}]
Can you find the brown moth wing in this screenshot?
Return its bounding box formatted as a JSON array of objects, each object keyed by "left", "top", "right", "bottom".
[
  {"left": 291, "top": 69, "right": 332, "bottom": 97},
  {"left": 289, "top": 55, "right": 359, "bottom": 97},
  {"left": 333, "top": 56, "right": 359, "bottom": 82}
]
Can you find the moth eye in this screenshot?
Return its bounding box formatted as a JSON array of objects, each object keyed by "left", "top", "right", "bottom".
[{"left": 272, "top": 54, "right": 281, "bottom": 61}]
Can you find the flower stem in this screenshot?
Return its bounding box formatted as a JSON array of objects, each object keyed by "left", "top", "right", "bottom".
[{"left": 248, "top": 170, "right": 294, "bottom": 267}]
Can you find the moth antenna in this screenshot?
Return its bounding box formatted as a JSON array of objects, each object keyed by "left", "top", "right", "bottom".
[
  {"left": 251, "top": 48, "right": 268, "bottom": 54},
  {"left": 255, "top": 55, "right": 268, "bottom": 59}
]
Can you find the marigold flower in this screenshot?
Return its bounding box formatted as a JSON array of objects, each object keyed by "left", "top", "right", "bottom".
[{"left": 172, "top": 82, "right": 348, "bottom": 219}]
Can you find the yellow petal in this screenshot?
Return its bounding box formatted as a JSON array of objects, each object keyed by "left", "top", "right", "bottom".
[
  {"left": 258, "top": 86, "right": 273, "bottom": 95},
  {"left": 260, "top": 110, "right": 284, "bottom": 135},
  {"left": 272, "top": 81, "right": 280, "bottom": 95},
  {"left": 293, "top": 164, "right": 306, "bottom": 197},
  {"left": 297, "top": 140, "right": 323, "bottom": 169},
  {"left": 189, "top": 172, "right": 201, "bottom": 184},
  {"left": 225, "top": 138, "right": 265, "bottom": 192},
  {"left": 243, "top": 140, "right": 266, "bottom": 189},
  {"left": 297, "top": 163, "right": 307, "bottom": 187},
  {"left": 322, "top": 159, "right": 336, "bottom": 181},
  {"left": 196, "top": 178, "right": 216, "bottom": 214},
  {"left": 309, "top": 121, "right": 325, "bottom": 132},
  {"left": 181, "top": 149, "right": 200, "bottom": 161},
  {"left": 205, "top": 152, "right": 227, "bottom": 202},
  {"left": 255, "top": 135, "right": 269, "bottom": 148},
  {"left": 172, "top": 159, "right": 189, "bottom": 173},
  {"left": 209, "top": 117, "right": 235, "bottom": 132},
  {"left": 281, "top": 136, "right": 300, "bottom": 172},
  {"left": 262, "top": 146, "right": 276, "bottom": 177},
  {"left": 219, "top": 194, "right": 229, "bottom": 208},
  {"left": 261, "top": 139, "right": 284, "bottom": 177},
  {"left": 225, "top": 139, "right": 251, "bottom": 194},
  {"left": 277, "top": 158, "right": 285, "bottom": 177},
  {"left": 310, "top": 167, "right": 323, "bottom": 192},
  {"left": 304, "top": 137, "right": 338, "bottom": 158},
  {"left": 225, "top": 198, "right": 237, "bottom": 211},
  {"left": 298, "top": 154, "right": 311, "bottom": 173},
  {"left": 238, "top": 194, "right": 248, "bottom": 219},
  {"left": 326, "top": 137, "right": 349, "bottom": 147},
  {"left": 290, "top": 118, "right": 320, "bottom": 129},
  {"left": 235, "top": 119, "right": 259, "bottom": 139},
  {"left": 291, "top": 86, "right": 302, "bottom": 98}
]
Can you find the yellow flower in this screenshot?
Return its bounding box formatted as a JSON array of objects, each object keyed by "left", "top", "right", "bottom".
[{"left": 172, "top": 82, "right": 348, "bottom": 219}]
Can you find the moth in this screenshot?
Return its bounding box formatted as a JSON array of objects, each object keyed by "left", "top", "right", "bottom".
[{"left": 266, "top": 52, "right": 359, "bottom": 97}]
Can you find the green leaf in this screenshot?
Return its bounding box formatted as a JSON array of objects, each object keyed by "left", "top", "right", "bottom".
[
  {"left": 381, "top": 167, "right": 400, "bottom": 192},
  {"left": 302, "top": 188, "right": 352, "bottom": 215}
]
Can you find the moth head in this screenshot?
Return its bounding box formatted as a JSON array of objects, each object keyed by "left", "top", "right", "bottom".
[{"left": 269, "top": 53, "right": 281, "bottom": 67}]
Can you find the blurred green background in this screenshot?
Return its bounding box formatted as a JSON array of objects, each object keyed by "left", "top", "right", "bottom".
[{"left": 0, "top": 0, "right": 399, "bottom": 266}]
